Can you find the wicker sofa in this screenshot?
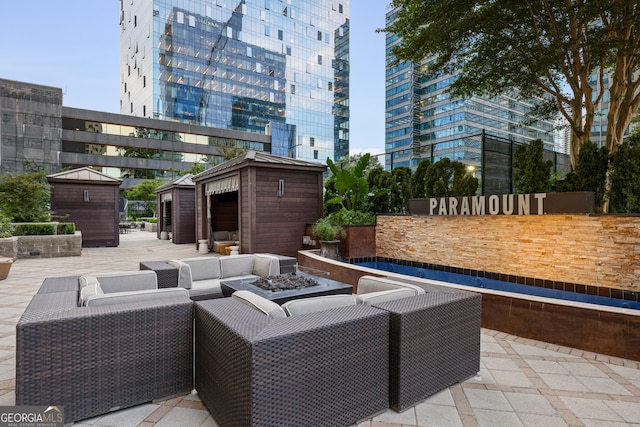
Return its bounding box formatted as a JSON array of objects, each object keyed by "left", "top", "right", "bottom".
[
  {"left": 168, "top": 253, "right": 281, "bottom": 300},
  {"left": 15, "top": 272, "right": 194, "bottom": 424},
  {"left": 194, "top": 295, "right": 390, "bottom": 427}
]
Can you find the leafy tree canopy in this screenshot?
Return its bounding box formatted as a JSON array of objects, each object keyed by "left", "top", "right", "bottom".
[
  {"left": 424, "top": 158, "right": 479, "bottom": 197},
  {"left": 562, "top": 141, "right": 610, "bottom": 209},
  {"left": 121, "top": 179, "right": 164, "bottom": 202},
  {"left": 608, "top": 135, "right": 640, "bottom": 213},
  {"left": 512, "top": 139, "right": 554, "bottom": 194},
  {"left": 0, "top": 167, "right": 51, "bottom": 223},
  {"left": 384, "top": 0, "right": 640, "bottom": 166}
]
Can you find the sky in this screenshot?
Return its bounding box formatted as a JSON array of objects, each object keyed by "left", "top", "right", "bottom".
[{"left": 0, "top": 1, "right": 390, "bottom": 157}]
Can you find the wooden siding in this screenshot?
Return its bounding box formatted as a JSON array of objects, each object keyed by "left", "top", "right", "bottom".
[
  {"left": 50, "top": 182, "right": 119, "bottom": 247},
  {"left": 250, "top": 168, "right": 323, "bottom": 256},
  {"left": 172, "top": 188, "right": 196, "bottom": 244}
]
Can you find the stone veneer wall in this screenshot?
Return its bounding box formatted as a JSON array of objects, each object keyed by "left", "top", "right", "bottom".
[
  {"left": 376, "top": 214, "right": 640, "bottom": 292},
  {"left": 0, "top": 232, "right": 82, "bottom": 259}
]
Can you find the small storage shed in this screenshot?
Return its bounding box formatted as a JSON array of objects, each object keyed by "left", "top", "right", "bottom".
[
  {"left": 193, "top": 151, "right": 326, "bottom": 257},
  {"left": 47, "top": 167, "right": 121, "bottom": 247},
  {"left": 155, "top": 174, "right": 196, "bottom": 244}
]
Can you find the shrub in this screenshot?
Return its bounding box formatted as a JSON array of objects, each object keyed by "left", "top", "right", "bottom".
[
  {"left": 57, "top": 222, "right": 76, "bottom": 235},
  {"left": 326, "top": 209, "right": 375, "bottom": 226},
  {"left": 13, "top": 223, "right": 56, "bottom": 236},
  {"left": 311, "top": 217, "right": 346, "bottom": 241},
  {"left": 0, "top": 214, "right": 14, "bottom": 238}
]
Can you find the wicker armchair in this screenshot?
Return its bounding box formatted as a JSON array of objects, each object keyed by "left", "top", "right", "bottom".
[
  {"left": 16, "top": 277, "right": 194, "bottom": 423},
  {"left": 372, "top": 278, "right": 482, "bottom": 411},
  {"left": 194, "top": 297, "right": 390, "bottom": 427}
]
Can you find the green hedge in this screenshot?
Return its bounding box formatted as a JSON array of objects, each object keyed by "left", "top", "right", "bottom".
[
  {"left": 57, "top": 222, "right": 76, "bottom": 235},
  {"left": 14, "top": 223, "right": 56, "bottom": 236}
]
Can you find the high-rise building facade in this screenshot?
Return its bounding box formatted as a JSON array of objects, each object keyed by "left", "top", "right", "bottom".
[
  {"left": 384, "top": 9, "right": 558, "bottom": 172},
  {"left": 120, "top": 0, "right": 349, "bottom": 163}
]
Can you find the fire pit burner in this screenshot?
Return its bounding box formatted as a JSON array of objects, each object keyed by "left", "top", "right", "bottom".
[{"left": 251, "top": 273, "right": 319, "bottom": 292}]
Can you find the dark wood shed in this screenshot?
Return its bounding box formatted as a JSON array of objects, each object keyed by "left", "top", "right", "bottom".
[
  {"left": 193, "top": 151, "right": 326, "bottom": 257},
  {"left": 155, "top": 174, "right": 196, "bottom": 244},
  {"left": 47, "top": 167, "right": 121, "bottom": 247}
]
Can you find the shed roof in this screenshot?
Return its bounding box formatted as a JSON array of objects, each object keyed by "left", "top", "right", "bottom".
[
  {"left": 155, "top": 174, "right": 195, "bottom": 193},
  {"left": 193, "top": 151, "right": 326, "bottom": 181},
  {"left": 46, "top": 167, "right": 122, "bottom": 184}
]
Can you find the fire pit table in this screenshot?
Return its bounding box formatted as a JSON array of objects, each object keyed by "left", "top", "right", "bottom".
[{"left": 220, "top": 271, "right": 353, "bottom": 305}]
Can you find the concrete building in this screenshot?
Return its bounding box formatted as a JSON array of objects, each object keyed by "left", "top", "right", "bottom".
[
  {"left": 120, "top": 0, "right": 350, "bottom": 163},
  {"left": 0, "top": 78, "right": 270, "bottom": 179},
  {"left": 384, "top": 8, "right": 559, "bottom": 173}
]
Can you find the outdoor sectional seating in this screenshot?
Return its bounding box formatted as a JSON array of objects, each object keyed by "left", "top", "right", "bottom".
[
  {"left": 194, "top": 294, "right": 390, "bottom": 427},
  {"left": 15, "top": 271, "right": 194, "bottom": 424},
  {"left": 15, "top": 265, "right": 481, "bottom": 425}
]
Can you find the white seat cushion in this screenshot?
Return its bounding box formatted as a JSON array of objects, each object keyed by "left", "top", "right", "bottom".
[
  {"left": 232, "top": 290, "right": 286, "bottom": 318},
  {"left": 282, "top": 294, "right": 357, "bottom": 316}
]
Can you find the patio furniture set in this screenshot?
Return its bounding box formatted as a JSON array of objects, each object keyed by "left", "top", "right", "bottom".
[{"left": 15, "top": 254, "right": 481, "bottom": 426}]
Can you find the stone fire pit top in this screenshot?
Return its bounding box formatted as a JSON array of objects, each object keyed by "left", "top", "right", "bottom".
[{"left": 251, "top": 273, "right": 319, "bottom": 292}]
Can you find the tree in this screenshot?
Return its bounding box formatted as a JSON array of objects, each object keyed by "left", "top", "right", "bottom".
[
  {"left": 366, "top": 166, "right": 393, "bottom": 214},
  {"left": 121, "top": 179, "right": 164, "bottom": 218},
  {"left": 608, "top": 135, "right": 640, "bottom": 213},
  {"left": 410, "top": 159, "right": 431, "bottom": 198},
  {"left": 0, "top": 169, "right": 50, "bottom": 222},
  {"left": 563, "top": 141, "right": 610, "bottom": 209},
  {"left": 325, "top": 153, "right": 373, "bottom": 212},
  {"left": 390, "top": 167, "right": 413, "bottom": 213},
  {"left": 512, "top": 139, "right": 554, "bottom": 194},
  {"left": 384, "top": 0, "right": 640, "bottom": 166},
  {"left": 424, "top": 158, "right": 479, "bottom": 198}
]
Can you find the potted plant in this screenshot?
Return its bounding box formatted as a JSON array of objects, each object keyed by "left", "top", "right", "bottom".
[{"left": 311, "top": 217, "right": 346, "bottom": 260}]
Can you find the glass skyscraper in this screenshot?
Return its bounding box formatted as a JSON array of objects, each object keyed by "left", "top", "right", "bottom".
[
  {"left": 384, "top": 9, "right": 558, "bottom": 172},
  {"left": 120, "top": 0, "right": 350, "bottom": 163}
]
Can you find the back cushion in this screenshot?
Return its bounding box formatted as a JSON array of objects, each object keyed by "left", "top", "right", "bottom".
[
  {"left": 212, "top": 230, "right": 231, "bottom": 240},
  {"left": 94, "top": 270, "right": 158, "bottom": 293},
  {"left": 252, "top": 256, "right": 273, "bottom": 277},
  {"left": 220, "top": 254, "right": 255, "bottom": 278},
  {"left": 85, "top": 288, "right": 189, "bottom": 307},
  {"left": 357, "top": 275, "right": 425, "bottom": 295},
  {"left": 80, "top": 284, "right": 104, "bottom": 306},
  {"left": 282, "top": 294, "right": 357, "bottom": 316},
  {"left": 356, "top": 288, "right": 416, "bottom": 305},
  {"left": 184, "top": 257, "right": 221, "bottom": 281},
  {"left": 232, "top": 290, "right": 286, "bottom": 318}
]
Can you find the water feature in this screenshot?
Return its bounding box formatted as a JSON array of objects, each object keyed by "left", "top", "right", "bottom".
[{"left": 357, "top": 260, "right": 640, "bottom": 310}]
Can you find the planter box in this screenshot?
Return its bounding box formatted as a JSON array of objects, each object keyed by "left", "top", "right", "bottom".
[
  {"left": 0, "top": 232, "right": 82, "bottom": 259},
  {"left": 339, "top": 225, "right": 376, "bottom": 259},
  {"left": 0, "top": 258, "right": 13, "bottom": 280}
]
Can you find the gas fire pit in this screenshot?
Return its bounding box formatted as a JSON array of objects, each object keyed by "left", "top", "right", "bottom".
[
  {"left": 251, "top": 273, "right": 319, "bottom": 292},
  {"left": 220, "top": 271, "right": 353, "bottom": 305}
]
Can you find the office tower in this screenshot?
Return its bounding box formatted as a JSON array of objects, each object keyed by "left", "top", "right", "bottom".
[
  {"left": 120, "top": 0, "right": 350, "bottom": 163},
  {"left": 384, "top": 9, "right": 558, "bottom": 172}
]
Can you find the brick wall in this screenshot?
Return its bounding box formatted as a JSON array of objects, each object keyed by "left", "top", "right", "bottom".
[{"left": 376, "top": 214, "right": 640, "bottom": 292}]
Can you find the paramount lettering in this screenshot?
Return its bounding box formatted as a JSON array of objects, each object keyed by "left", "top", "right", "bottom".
[{"left": 421, "top": 193, "right": 547, "bottom": 216}]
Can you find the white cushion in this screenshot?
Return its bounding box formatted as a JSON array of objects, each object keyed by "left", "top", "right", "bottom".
[
  {"left": 357, "top": 276, "right": 425, "bottom": 295},
  {"left": 220, "top": 254, "right": 255, "bottom": 278},
  {"left": 356, "top": 289, "right": 417, "bottom": 305},
  {"left": 252, "top": 256, "right": 272, "bottom": 277},
  {"left": 85, "top": 288, "right": 189, "bottom": 307},
  {"left": 232, "top": 290, "right": 286, "bottom": 318},
  {"left": 92, "top": 270, "right": 158, "bottom": 293},
  {"left": 79, "top": 275, "right": 100, "bottom": 289},
  {"left": 183, "top": 257, "right": 221, "bottom": 281},
  {"left": 80, "top": 284, "right": 104, "bottom": 306},
  {"left": 282, "top": 294, "right": 357, "bottom": 316}
]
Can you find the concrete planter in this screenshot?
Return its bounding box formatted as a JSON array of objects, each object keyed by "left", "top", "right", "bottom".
[{"left": 0, "top": 232, "right": 82, "bottom": 259}]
